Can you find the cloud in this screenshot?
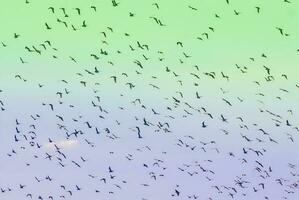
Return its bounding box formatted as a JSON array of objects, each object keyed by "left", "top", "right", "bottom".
[{"left": 44, "top": 139, "right": 78, "bottom": 150}]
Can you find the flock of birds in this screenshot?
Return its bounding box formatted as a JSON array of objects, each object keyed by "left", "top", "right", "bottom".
[{"left": 0, "top": 0, "right": 299, "bottom": 199}]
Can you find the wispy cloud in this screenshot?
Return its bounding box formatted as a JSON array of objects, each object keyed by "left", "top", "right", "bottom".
[{"left": 44, "top": 139, "right": 78, "bottom": 150}]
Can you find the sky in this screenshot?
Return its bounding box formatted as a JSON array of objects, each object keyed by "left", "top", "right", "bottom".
[{"left": 0, "top": 0, "right": 299, "bottom": 199}]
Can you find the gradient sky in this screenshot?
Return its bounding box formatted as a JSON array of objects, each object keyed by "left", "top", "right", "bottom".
[{"left": 0, "top": 0, "right": 299, "bottom": 200}]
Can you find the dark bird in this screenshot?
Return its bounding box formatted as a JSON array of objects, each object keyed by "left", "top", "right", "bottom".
[
  {"left": 82, "top": 20, "right": 87, "bottom": 27},
  {"left": 202, "top": 121, "right": 207, "bottom": 128},
  {"left": 234, "top": 10, "right": 240, "bottom": 15},
  {"left": 14, "top": 33, "right": 20, "bottom": 38},
  {"left": 112, "top": 0, "right": 119, "bottom": 7},
  {"left": 152, "top": 3, "right": 159, "bottom": 9},
  {"left": 45, "top": 23, "right": 52, "bottom": 30},
  {"left": 135, "top": 126, "right": 142, "bottom": 138},
  {"left": 91, "top": 6, "right": 97, "bottom": 12},
  {"left": 276, "top": 27, "right": 284, "bottom": 35},
  {"left": 20, "top": 57, "right": 27, "bottom": 64},
  {"left": 74, "top": 8, "right": 81, "bottom": 15},
  {"left": 222, "top": 98, "right": 232, "bottom": 106},
  {"left": 255, "top": 6, "right": 261, "bottom": 13}
]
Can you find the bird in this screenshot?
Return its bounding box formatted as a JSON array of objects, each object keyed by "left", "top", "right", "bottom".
[
  {"left": 222, "top": 98, "right": 232, "bottom": 106},
  {"left": 255, "top": 6, "right": 261, "bottom": 13},
  {"left": 112, "top": 0, "right": 119, "bottom": 7},
  {"left": 19, "top": 57, "right": 27, "bottom": 63},
  {"left": 91, "top": 6, "right": 97, "bottom": 12},
  {"left": 74, "top": 8, "right": 81, "bottom": 15},
  {"left": 276, "top": 27, "right": 284, "bottom": 35},
  {"left": 135, "top": 126, "right": 142, "bottom": 138},
  {"left": 82, "top": 20, "right": 87, "bottom": 27},
  {"left": 234, "top": 10, "right": 240, "bottom": 15},
  {"left": 14, "top": 33, "right": 20, "bottom": 38},
  {"left": 43, "top": 23, "right": 51, "bottom": 31}
]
